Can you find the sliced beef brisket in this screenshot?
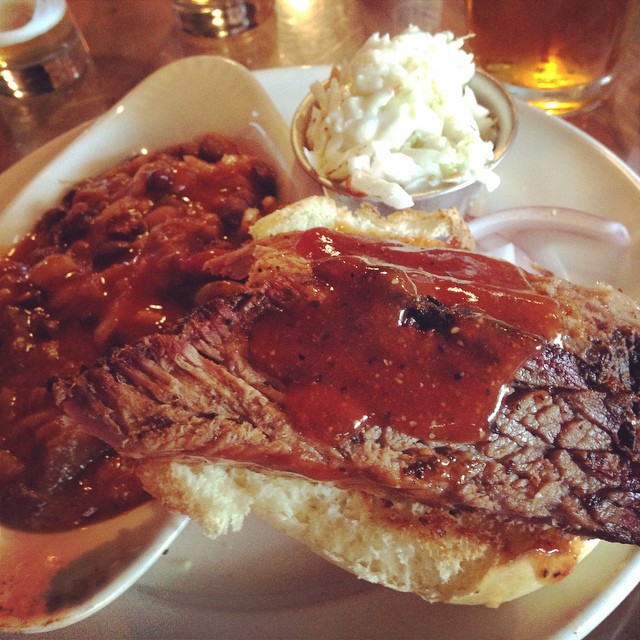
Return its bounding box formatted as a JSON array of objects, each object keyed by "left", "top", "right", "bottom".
[{"left": 56, "top": 229, "right": 640, "bottom": 544}]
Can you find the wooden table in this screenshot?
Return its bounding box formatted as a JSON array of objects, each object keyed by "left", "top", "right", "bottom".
[{"left": 0, "top": 2, "right": 639, "bottom": 639}]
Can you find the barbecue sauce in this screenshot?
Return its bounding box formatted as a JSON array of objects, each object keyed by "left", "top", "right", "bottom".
[{"left": 249, "top": 228, "right": 562, "bottom": 445}]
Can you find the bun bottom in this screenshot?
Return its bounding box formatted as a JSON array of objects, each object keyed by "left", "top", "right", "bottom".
[{"left": 136, "top": 459, "right": 597, "bottom": 607}]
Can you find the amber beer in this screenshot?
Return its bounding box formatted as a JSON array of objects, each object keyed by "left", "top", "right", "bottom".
[{"left": 466, "top": 0, "right": 639, "bottom": 114}]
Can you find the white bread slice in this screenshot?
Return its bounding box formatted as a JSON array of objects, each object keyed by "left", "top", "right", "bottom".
[
  {"left": 249, "top": 195, "right": 475, "bottom": 250},
  {"left": 137, "top": 459, "right": 596, "bottom": 608},
  {"left": 135, "top": 197, "right": 596, "bottom": 607}
]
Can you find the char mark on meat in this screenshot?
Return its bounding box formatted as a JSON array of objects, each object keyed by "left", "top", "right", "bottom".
[{"left": 55, "top": 231, "right": 640, "bottom": 545}]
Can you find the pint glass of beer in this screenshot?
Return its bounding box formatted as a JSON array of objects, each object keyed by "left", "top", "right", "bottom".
[
  {"left": 0, "top": 0, "right": 89, "bottom": 98},
  {"left": 466, "top": 0, "right": 640, "bottom": 114}
]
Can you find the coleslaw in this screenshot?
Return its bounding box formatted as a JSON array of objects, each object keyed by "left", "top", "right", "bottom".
[{"left": 305, "top": 26, "right": 499, "bottom": 209}]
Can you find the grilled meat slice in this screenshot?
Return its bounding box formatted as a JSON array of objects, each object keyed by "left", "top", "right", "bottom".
[{"left": 56, "top": 229, "right": 640, "bottom": 545}]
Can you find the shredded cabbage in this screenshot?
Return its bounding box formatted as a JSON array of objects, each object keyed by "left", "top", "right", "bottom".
[{"left": 305, "top": 26, "right": 499, "bottom": 209}]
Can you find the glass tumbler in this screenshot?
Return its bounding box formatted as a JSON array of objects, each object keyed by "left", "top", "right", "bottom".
[{"left": 0, "top": 0, "right": 90, "bottom": 98}]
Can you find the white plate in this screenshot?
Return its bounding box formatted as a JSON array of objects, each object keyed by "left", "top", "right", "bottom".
[{"left": 1, "top": 60, "right": 639, "bottom": 640}]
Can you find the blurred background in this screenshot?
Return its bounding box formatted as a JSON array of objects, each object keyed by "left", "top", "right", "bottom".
[{"left": 0, "top": 0, "right": 637, "bottom": 175}]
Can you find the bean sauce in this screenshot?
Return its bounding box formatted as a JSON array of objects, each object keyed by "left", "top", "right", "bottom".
[{"left": 0, "top": 134, "right": 279, "bottom": 532}]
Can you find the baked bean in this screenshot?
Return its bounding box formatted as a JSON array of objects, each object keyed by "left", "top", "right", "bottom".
[{"left": 0, "top": 133, "right": 280, "bottom": 532}]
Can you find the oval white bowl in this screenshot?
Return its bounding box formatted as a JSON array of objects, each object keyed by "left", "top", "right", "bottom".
[{"left": 0, "top": 55, "right": 316, "bottom": 633}]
